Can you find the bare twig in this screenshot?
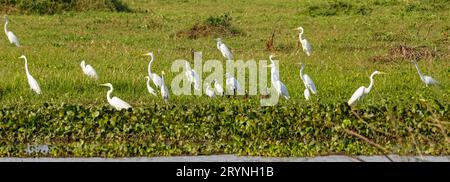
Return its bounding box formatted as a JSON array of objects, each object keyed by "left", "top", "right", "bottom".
[
  {"left": 341, "top": 128, "right": 394, "bottom": 162},
  {"left": 342, "top": 128, "right": 388, "bottom": 153},
  {"left": 407, "top": 127, "right": 424, "bottom": 161},
  {"left": 351, "top": 110, "right": 398, "bottom": 139}
]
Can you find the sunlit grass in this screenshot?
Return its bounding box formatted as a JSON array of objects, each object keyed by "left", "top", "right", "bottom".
[{"left": 0, "top": 0, "right": 448, "bottom": 108}]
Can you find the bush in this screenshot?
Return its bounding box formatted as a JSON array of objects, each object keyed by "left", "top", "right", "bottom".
[
  {"left": 177, "top": 13, "right": 242, "bottom": 39},
  {"left": 0, "top": 0, "right": 132, "bottom": 14},
  {"left": 0, "top": 100, "right": 448, "bottom": 157}
]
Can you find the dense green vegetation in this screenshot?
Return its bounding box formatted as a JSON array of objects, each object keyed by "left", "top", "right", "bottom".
[
  {"left": 1, "top": 100, "right": 448, "bottom": 157},
  {"left": 0, "top": 0, "right": 448, "bottom": 156}
]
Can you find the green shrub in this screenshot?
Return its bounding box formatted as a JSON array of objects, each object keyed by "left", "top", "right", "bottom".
[
  {"left": 177, "top": 13, "right": 242, "bottom": 39},
  {"left": 206, "top": 13, "right": 232, "bottom": 27}
]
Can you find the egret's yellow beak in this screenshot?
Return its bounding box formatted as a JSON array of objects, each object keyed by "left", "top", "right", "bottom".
[
  {"left": 99, "top": 83, "right": 108, "bottom": 86},
  {"left": 379, "top": 71, "right": 387, "bottom": 75}
]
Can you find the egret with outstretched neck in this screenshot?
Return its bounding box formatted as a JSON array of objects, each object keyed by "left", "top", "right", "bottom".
[
  {"left": 347, "top": 71, "right": 386, "bottom": 106},
  {"left": 266, "top": 63, "right": 289, "bottom": 100},
  {"left": 411, "top": 60, "right": 438, "bottom": 86},
  {"left": 268, "top": 54, "right": 280, "bottom": 81},
  {"left": 18, "top": 55, "right": 41, "bottom": 94},
  {"left": 294, "top": 26, "right": 312, "bottom": 56},
  {"left": 143, "top": 52, "right": 162, "bottom": 88},
  {"left": 4, "top": 16, "right": 20, "bottom": 47},
  {"left": 99, "top": 83, "right": 131, "bottom": 110}
]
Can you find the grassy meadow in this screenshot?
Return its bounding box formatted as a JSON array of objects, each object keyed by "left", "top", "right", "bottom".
[{"left": 0, "top": 0, "right": 449, "bottom": 157}]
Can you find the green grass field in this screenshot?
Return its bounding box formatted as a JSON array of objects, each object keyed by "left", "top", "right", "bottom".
[{"left": 0, "top": 0, "right": 449, "bottom": 157}]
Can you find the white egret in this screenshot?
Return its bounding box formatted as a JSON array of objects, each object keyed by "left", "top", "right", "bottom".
[
  {"left": 213, "top": 79, "right": 224, "bottom": 96},
  {"left": 185, "top": 62, "right": 201, "bottom": 91},
  {"left": 205, "top": 82, "right": 215, "bottom": 98},
  {"left": 411, "top": 60, "right": 438, "bottom": 86},
  {"left": 347, "top": 71, "right": 386, "bottom": 106},
  {"left": 80, "top": 60, "right": 98, "bottom": 80},
  {"left": 294, "top": 26, "right": 312, "bottom": 56},
  {"left": 18, "top": 55, "right": 41, "bottom": 94},
  {"left": 99, "top": 83, "right": 131, "bottom": 110},
  {"left": 216, "top": 38, "right": 233, "bottom": 60},
  {"left": 145, "top": 76, "right": 157, "bottom": 96},
  {"left": 225, "top": 72, "right": 242, "bottom": 95},
  {"left": 160, "top": 71, "right": 169, "bottom": 102},
  {"left": 268, "top": 54, "right": 280, "bottom": 81},
  {"left": 4, "top": 16, "right": 20, "bottom": 47},
  {"left": 267, "top": 64, "right": 289, "bottom": 99},
  {"left": 143, "top": 52, "right": 162, "bottom": 88},
  {"left": 297, "top": 63, "right": 317, "bottom": 100}
]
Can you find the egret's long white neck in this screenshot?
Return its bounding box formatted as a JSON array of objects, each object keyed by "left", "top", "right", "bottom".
[
  {"left": 413, "top": 62, "right": 424, "bottom": 79},
  {"left": 21, "top": 57, "right": 30, "bottom": 76},
  {"left": 270, "top": 65, "right": 277, "bottom": 77},
  {"left": 148, "top": 54, "right": 154, "bottom": 76},
  {"left": 106, "top": 85, "right": 113, "bottom": 102},
  {"left": 299, "top": 64, "right": 305, "bottom": 80},
  {"left": 367, "top": 72, "right": 377, "bottom": 93},
  {"left": 299, "top": 28, "right": 305, "bottom": 40},
  {"left": 4, "top": 19, "right": 8, "bottom": 34},
  {"left": 80, "top": 61, "right": 86, "bottom": 71},
  {"left": 269, "top": 58, "right": 277, "bottom": 74}
]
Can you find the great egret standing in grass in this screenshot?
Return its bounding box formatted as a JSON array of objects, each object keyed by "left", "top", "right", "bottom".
[
  {"left": 143, "top": 52, "right": 162, "bottom": 88},
  {"left": 205, "top": 82, "right": 215, "bottom": 98},
  {"left": 4, "top": 16, "right": 20, "bottom": 47},
  {"left": 268, "top": 54, "right": 280, "bottom": 81},
  {"left": 80, "top": 60, "right": 98, "bottom": 80},
  {"left": 99, "top": 83, "right": 131, "bottom": 110},
  {"left": 266, "top": 64, "right": 289, "bottom": 99},
  {"left": 160, "top": 71, "right": 169, "bottom": 102},
  {"left": 297, "top": 63, "right": 317, "bottom": 100},
  {"left": 411, "top": 60, "right": 438, "bottom": 86},
  {"left": 294, "top": 26, "right": 312, "bottom": 56},
  {"left": 225, "top": 72, "right": 242, "bottom": 95},
  {"left": 347, "top": 71, "right": 386, "bottom": 106},
  {"left": 18, "top": 55, "right": 41, "bottom": 94},
  {"left": 185, "top": 62, "right": 201, "bottom": 91},
  {"left": 213, "top": 79, "right": 224, "bottom": 96},
  {"left": 145, "top": 76, "right": 157, "bottom": 96},
  {"left": 216, "top": 38, "right": 233, "bottom": 60}
]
